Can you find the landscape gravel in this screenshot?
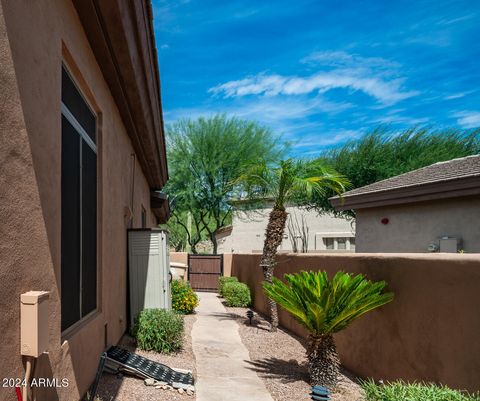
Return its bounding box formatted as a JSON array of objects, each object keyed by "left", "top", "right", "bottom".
[
  {"left": 95, "top": 314, "right": 196, "bottom": 401},
  {"left": 225, "top": 306, "right": 365, "bottom": 401}
]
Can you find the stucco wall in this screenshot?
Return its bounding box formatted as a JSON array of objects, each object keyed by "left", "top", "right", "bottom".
[
  {"left": 231, "top": 253, "right": 480, "bottom": 392},
  {"left": 170, "top": 252, "right": 233, "bottom": 277},
  {"left": 0, "top": 1, "right": 157, "bottom": 400},
  {"left": 218, "top": 206, "right": 355, "bottom": 253},
  {"left": 170, "top": 252, "right": 189, "bottom": 265},
  {"left": 356, "top": 196, "right": 480, "bottom": 253}
]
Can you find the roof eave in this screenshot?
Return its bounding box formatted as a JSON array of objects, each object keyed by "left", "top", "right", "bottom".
[
  {"left": 73, "top": 0, "right": 168, "bottom": 189},
  {"left": 330, "top": 176, "right": 480, "bottom": 211}
]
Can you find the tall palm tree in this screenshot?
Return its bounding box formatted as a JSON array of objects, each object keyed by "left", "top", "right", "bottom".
[
  {"left": 263, "top": 271, "right": 394, "bottom": 386},
  {"left": 240, "top": 159, "right": 350, "bottom": 331}
]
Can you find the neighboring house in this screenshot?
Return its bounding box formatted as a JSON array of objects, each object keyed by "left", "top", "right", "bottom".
[
  {"left": 0, "top": 2, "right": 168, "bottom": 400},
  {"left": 216, "top": 206, "right": 355, "bottom": 253},
  {"left": 330, "top": 155, "right": 480, "bottom": 253}
]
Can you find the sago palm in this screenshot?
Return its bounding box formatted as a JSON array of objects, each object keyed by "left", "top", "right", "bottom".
[
  {"left": 241, "top": 159, "right": 349, "bottom": 331},
  {"left": 263, "top": 270, "right": 394, "bottom": 386}
]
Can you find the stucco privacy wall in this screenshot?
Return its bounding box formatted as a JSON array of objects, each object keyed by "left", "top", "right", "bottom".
[
  {"left": 231, "top": 253, "right": 480, "bottom": 392},
  {"left": 0, "top": 1, "right": 156, "bottom": 400},
  {"left": 355, "top": 196, "right": 480, "bottom": 253},
  {"left": 170, "top": 252, "right": 234, "bottom": 277}
]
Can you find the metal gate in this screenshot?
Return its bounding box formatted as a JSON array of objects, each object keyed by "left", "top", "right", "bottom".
[{"left": 188, "top": 254, "right": 223, "bottom": 292}]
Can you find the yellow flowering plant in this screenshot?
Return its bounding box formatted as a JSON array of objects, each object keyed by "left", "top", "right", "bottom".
[{"left": 171, "top": 279, "right": 199, "bottom": 314}]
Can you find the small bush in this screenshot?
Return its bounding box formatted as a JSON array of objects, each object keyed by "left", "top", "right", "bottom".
[
  {"left": 132, "top": 309, "right": 184, "bottom": 353},
  {"left": 171, "top": 279, "right": 199, "bottom": 314},
  {"left": 223, "top": 281, "right": 251, "bottom": 307},
  {"left": 361, "top": 379, "right": 480, "bottom": 401},
  {"left": 219, "top": 276, "right": 238, "bottom": 296}
]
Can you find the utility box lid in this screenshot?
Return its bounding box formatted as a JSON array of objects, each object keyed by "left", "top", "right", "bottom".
[{"left": 21, "top": 291, "right": 49, "bottom": 305}]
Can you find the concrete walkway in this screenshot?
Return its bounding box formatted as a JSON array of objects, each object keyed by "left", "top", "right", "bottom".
[{"left": 192, "top": 292, "right": 274, "bottom": 401}]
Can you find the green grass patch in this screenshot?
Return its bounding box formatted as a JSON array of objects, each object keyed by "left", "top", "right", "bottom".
[{"left": 361, "top": 379, "right": 480, "bottom": 401}]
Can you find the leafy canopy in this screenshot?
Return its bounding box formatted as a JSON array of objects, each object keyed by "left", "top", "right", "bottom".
[
  {"left": 239, "top": 158, "right": 350, "bottom": 210},
  {"left": 314, "top": 127, "right": 480, "bottom": 216},
  {"left": 263, "top": 270, "right": 394, "bottom": 336},
  {"left": 165, "top": 114, "right": 284, "bottom": 252}
]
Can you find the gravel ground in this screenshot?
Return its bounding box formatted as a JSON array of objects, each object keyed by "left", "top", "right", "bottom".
[
  {"left": 225, "top": 306, "right": 365, "bottom": 401},
  {"left": 95, "top": 314, "right": 197, "bottom": 401}
]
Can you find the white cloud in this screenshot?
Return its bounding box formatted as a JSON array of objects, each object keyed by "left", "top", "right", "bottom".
[
  {"left": 209, "top": 70, "right": 417, "bottom": 105},
  {"left": 437, "top": 14, "right": 476, "bottom": 26},
  {"left": 453, "top": 111, "right": 480, "bottom": 129},
  {"left": 372, "top": 114, "right": 429, "bottom": 125},
  {"left": 164, "top": 96, "right": 351, "bottom": 129},
  {"left": 444, "top": 90, "right": 478, "bottom": 100},
  {"left": 292, "top": 129, "right": 363, "bottom": 148},
  {"left": 301, "top": 51, "right": 400, "bottom": 71}
]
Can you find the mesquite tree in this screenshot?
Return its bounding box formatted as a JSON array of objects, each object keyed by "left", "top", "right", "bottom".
[{"left": 165, "top": 115, "right": 283, "bottom": 253}]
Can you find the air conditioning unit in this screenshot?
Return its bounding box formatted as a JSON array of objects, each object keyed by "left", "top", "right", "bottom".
[
  {"left": 439, "top": 236, "right": 461, "bottom": 253},
  {"left": 128, "top": 229, "right": 171, "bottom": 327}
]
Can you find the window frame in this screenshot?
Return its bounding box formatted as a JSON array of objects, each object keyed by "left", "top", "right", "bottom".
[{"left": 61, "top": 64, "right": 99, "bottom": 335}]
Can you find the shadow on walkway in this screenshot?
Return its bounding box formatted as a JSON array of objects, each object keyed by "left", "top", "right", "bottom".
[
  {"left": 245, "top": 357, "right": 309, "bottom": 384},
  {"left": 208, "top": 312, "right": 272, "bottom": 332}
]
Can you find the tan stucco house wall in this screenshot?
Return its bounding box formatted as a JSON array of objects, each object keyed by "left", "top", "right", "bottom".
[
  {"left": 330, "top": 156, "right": 480, "bottom": 253},
  {"left": 356, "top": 196, "right": 480, "bottom": 253},
  {"left": 217, "top": 206, "right": 355, "bottom": 254},
  {"left": 0, "top": 1, "right": 168, "bottom": 400}
]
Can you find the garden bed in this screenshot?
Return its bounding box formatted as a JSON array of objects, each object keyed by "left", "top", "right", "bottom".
[
  {"left": 225, "top": 306, "right": 365, "bottom": 401},
  {"left": 95, "top": 314, "right": 196, "bottom": 401}
]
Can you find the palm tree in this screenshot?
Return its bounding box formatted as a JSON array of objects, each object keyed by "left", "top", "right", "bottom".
[
  {"left": 263, "top": 270, "right": 394, "bottom": 386},
  {"left": 240, "top": 159, "right": 350, "bottom": 331}
]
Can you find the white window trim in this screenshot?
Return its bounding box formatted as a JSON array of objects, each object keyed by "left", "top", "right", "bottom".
[{"left": 61, "top": 102, "right": 97, "bottom": 153}]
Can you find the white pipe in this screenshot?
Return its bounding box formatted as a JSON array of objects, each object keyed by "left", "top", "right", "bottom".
[{"left": 22, "top": 357, "right": 35, "bottom": 401}]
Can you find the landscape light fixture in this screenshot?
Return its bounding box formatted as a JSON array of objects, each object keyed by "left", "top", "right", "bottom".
[
  {"left": 310, "top": 386, "right": 331, "bottom": 400},
  {"left": 246, "top": 310, "right": 254, "bottom": 325}
]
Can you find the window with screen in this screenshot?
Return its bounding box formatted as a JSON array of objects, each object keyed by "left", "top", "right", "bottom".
[
  {"left": 322, "top": 237, "right": 355, "bottom": 251},
  {"left": 61, "top": 66, "right": 97, "bottom": 332},
  {"left": 324, "top": 238, "right": 334, "bottom": 250}
]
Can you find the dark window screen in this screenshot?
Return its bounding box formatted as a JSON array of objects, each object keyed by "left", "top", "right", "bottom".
[
  {"left": 61, "top": 67, "right": 97, "bottom": 331},
  {"left": 61, "top": 116, "right": 81, "bottom": 330},
  {"left": 82, "top": 144, "right": 97, "bottom": 316},
  {"left": 61, "top": 68, "right": 96, "bottom": 143}
]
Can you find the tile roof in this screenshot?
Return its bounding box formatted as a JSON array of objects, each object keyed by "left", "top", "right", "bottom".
[{"left": 337, "top": 154, "right": 480, "bottom": 198}]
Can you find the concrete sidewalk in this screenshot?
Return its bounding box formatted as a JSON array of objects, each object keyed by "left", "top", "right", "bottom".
[{"left": 192, "top": 292, "right": 274, "bottom": 401}]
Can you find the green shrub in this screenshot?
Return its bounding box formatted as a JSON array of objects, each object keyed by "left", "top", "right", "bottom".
[
  {"left": 132, "top": 309, "right": 184, "bottom": 353},
  {"left": 223, "top": 281, "right": 251, "bottom": 307},
  {"left": 361, "top": 379, "right": 480, "bottom": 401},
  {"left": 171, "top": 279, "right": 199, "bottom": 314},
  {"left": 218, "top": 276, "right": 238, "bottom": 296}
]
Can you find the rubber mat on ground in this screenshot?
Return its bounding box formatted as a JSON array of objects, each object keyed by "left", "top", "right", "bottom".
[{"left": 105, "top": 346, "right": 194, "bottom": 386}]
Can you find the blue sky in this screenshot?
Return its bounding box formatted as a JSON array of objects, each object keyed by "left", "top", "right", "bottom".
[{"left": 153, "top": 0, "right": 480, "bottom": 156}]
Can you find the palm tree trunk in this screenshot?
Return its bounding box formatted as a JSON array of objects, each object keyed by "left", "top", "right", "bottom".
[
  {"left": 260, "top": 207, "right": 288, "bottom": 332},
  {"left": 307, "top": 334, "right": 340, "bottom": 387}
]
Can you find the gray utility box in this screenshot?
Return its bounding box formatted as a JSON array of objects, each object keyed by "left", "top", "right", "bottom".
[
  {"left": 439, "top": 237, "right": 461, "bottom": 253},
  {"left": 128, "top": 229, "right": 171, "bottom": 327}
]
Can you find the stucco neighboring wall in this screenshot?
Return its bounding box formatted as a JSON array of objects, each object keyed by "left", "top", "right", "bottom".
[
  {"left": 0, "top": 1, "right": 158, "bottom": 400},
  {"left": 231, "top": 253, "right": 480, "bottom": 392},
  {"left": 170, "top": 252, "right": 189, "bottom": 265},
  {"left": 218, "top": 206, "right": 355, "bottom": 253},
  {"left": 356, "top": 196, "right": 480, "bottom": 253}
]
